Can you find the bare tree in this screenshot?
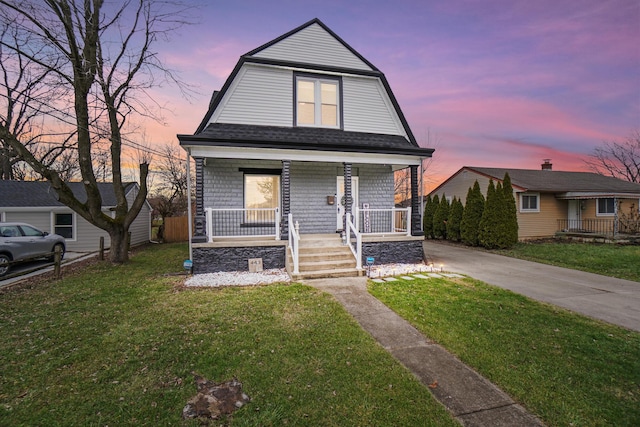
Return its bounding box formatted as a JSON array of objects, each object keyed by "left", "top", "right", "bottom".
[
  {"left": 0, "top": 0, "right": 193, "bottom": 263},
  {"left": 585, "top": 130, "right": 640, "bottom": 183},
  {"left": 0, "top": 20, "right": 76, "bottom": 180}
]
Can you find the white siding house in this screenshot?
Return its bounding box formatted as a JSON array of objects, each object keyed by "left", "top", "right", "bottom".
[{"left": 0, "top": 181, "right": 151, "bottom": 252}]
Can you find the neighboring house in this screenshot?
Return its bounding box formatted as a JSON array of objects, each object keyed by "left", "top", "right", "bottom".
[
  {"left": 430, "top": 161, "right": 640, "bottom": 240},
  {"left": 0, "top": 181, "right": 151, "bottom": 252},
  {"left": 178, "top": 18, "right": 433, "bottom": 278}
]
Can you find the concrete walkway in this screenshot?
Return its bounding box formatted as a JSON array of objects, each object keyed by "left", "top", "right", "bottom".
[
  {"left": 424, "top": 241, "right": 640, "bottom": 332},
  {"left": 306, "top": 277, "right": 544, "bottom": 427}
]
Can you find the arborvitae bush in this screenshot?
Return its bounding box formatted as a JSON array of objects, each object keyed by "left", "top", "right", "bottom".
[
  {"left": 479, "top": 180, "right": 502, "bottom": 248},
  {"left": 500, "top": 172, "right": 519, "bottom": 248},
  {"left": 461, "top": 181, "right": 484, "bottom": 246},
  {"left": 424, "top": 194, "right": 439, "bottom": 238},
  {"left": 433, "top": 194, "right": 450, "bottom": 239},
  {"left": 447, "top": 197, "right": 464, "bottom": 242}
]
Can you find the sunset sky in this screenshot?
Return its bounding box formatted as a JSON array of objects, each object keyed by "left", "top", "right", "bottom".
[{"left": 148, "top": 0, "right": 640, "bottom": 191}]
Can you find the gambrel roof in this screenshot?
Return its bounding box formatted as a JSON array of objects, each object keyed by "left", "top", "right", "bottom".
[{"left": 181, "top": 18, "right": 432, "bottom": 164}]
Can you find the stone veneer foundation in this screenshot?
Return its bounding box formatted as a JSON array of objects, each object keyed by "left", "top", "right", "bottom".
[
  {"left": 362, "top": 240, "right": 424, "bottom": 265},
  {"left": 192, "top": 246, "right": 286, "bottom": 274}
]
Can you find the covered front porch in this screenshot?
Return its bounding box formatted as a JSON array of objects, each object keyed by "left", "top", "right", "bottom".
[
  {"left": 186, "top": 156, "right": 426, "bottom": 277},
  {"left": 555, "top": 194, "right": 640, "bottom": 239}
]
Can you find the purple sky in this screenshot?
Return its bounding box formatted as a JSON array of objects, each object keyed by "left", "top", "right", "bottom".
[{"left": 149, "top": 0, "right": 640, "bottom": 190}]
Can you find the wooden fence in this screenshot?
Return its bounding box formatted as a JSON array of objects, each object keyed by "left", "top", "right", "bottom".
[{"left": 163, "top": 216, "right": 190, "bottom": 242}]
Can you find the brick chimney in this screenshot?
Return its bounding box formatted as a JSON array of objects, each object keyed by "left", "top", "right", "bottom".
[{"left": 541, "top": 159, "right": 552, "bottom": 170}]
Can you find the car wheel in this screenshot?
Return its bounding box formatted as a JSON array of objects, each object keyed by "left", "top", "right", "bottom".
[
  {"left": 0, "top": 254, "right": 10, "bottom": 277},
  {"left": 47, "top": 243, "right": 65, "bottom": 262}
]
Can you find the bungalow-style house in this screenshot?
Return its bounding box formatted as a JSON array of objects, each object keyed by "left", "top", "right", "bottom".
[
  {"left": 0, "top": 181, "right": 151, "bottom": 252},
  {"left": 178, "top": 18, "right": 433, "bottom": 278},
  {"left": 429, "top": 161, "right": 640, "bottom": 240}
]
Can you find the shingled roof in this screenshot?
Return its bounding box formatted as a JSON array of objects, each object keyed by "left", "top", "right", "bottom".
[
  {"left": 181, "top": 123, "right": 433, "bottom": 157},
  {"left": 465, "top": 167, "right": 640, "bottom": 195},
  {"left": 0, "top": 181, "right": 138, "bottom": 208}
]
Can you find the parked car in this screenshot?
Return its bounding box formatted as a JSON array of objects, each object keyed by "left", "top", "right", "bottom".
[{"left": 0, "top": 222, "right": 66, "bottom": 277}]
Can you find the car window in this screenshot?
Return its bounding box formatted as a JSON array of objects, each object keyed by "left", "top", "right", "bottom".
[
  {"left": 0, "top": 226, "right": 21, "bottom": 237},
  {"left": 19, "top": 225, "right": 44, "bottom": 237}
]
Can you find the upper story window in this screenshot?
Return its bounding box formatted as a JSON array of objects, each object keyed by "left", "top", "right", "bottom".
[
  {"left": 520, "top": 193, "right": 540, "bottom": 212},
  {"left": 295, "top": 75, "right": 340, "bottom": 128},
  {"left": 596, "top": 198, "right": 615, "bottom": 216}
]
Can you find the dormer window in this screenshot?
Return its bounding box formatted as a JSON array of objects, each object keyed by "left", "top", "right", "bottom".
[{"left": 295, "top": 74, "right": 340, "bottom": 128}]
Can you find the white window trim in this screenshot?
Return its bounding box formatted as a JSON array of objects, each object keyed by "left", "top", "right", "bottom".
[
  {"left": 519, "top": 192, "right": 540, "bottom": 213},
  {"left": 295, "top": 75, "right": 340, "bottom": 129},
  {"left": 596, "top": 198, "right": 616, "bottom": 217},
  {"left": 51, "top": 211, "right": 77, "bottom": 241}
]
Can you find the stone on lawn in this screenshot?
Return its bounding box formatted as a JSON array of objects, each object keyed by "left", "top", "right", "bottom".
[{"left": 182, "top": 374, "right": 250, "bottom": 420}]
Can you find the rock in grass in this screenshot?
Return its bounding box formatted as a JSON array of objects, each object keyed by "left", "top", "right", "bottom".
[{"left": 182, "top": 374, "right": 250, "bottom": 420}]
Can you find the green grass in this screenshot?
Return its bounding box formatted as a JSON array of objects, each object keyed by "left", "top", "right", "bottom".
[
  {"left": 0, "top": 244, "right": 457, "bottom": 427},
  {"left": 497, "top": 242, "right": 640, "bottom": 282},
  {"left": 369, "top": 276, "right": 640, "bottom": 426}
]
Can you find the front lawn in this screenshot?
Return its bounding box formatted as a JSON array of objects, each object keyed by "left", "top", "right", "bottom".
[
  {"left": 369, "top": 276, "right": 640, "bottom": 426},
  {"left": 497, "top": 241, "right": 640, "bottom": 282},
  {"left": 0, "top": 243, "right": 457, "bottom": 426}
]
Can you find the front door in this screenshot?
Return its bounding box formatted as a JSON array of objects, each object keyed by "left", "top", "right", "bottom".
[
  {"left": 336, "top": 176, "right": 359, "bottom": 230},
  {"left": 568, "top": 200, "right": 581, "bottom": 230}
]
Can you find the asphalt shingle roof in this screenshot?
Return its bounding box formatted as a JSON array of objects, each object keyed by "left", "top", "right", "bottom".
[
  {"left": 468, "top": 167, "right": 640, "bottom": 194},
  {"left": 181, "top": 123, "right": 433, "bottom": 157},
  {"left": 0, "top": 181, "right": 135, "bottom": 208}
]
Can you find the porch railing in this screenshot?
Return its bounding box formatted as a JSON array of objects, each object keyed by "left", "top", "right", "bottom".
[
  {"left": 346, "top": 213, "right": 362, "bottom": 270},
  {"left": 557, "top": 218, "right": 615, "bottom": 235},
  {"left": 355, "top": 207, "right": 411, "bottom": 236},
  {"left": 205, "top": 208, "right": 280, "bottom": 242},
  {"left": 288, "top": 213, "right": 300, "bottom": 274}
]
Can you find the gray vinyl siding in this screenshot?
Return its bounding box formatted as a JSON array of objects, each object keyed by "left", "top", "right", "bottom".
[
  {"left": 213, "top": 65, "right": 293, "bottom": 127},
  {"left": 72, "top": 214, "right": 111, "bottom": 252},
  {"left": 251, "top": 23, "right": 372, "bottom": 71},
  {"left": 203, "top": 159, "right": 283, "bottom": 237},
  {"left": 1, "top": 187, "right": 149, "bottom": 252},
  {"left": 289, "top": 162, "right": 337, "bottom": 233},
  {"left": 343, "top": 76, "right": 406, "bottom": 136},
  {"left": 2, "top": 212, "right": 49, "bottom": 232},
  {"left": 211, "top": 65, "right": 406, "bottom": 136},
  {"left": 2, "top": 209, "right": 109, "bottom": 252},
  {"left": 125, "top": 188, "right": 151, "bottom": 246},
  {"left": 204, "top": 160, "right": 394, "bottom": 235},
  {"left": 289, "top": 163, "right": 394, "bottom": 234}
]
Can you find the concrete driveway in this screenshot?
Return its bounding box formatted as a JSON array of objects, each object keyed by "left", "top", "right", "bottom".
[{"left": 423, "top": 241, "right": 640, "bottom": 332}]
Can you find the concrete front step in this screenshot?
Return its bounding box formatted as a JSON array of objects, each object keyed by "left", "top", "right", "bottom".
[
  {"left": 298, "top": 259, "right": 356, "bottom": 272},
  {"left": 290, "top": 267, "right": 364, "bottom": 281},
  {"left": 288, "top": 234, "right": 360, "bottom": 280}
]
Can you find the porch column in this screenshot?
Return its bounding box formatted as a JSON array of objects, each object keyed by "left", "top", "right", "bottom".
[
  {"left": 280, "top": 160, "right": 291, "bottom": 240},
  {"left": 343, "top": 162, "right": 352, "bottom": 231},
  {"left": 410, "top": 165, "right": 424, "bottom": 236},
  {"left": 192, "top": 157, "right": 207, "bottom": 243}
]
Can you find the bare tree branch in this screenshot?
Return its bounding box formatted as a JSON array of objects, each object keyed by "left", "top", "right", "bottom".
[{"left": 585, "top": 130, "right": 640, "bottom": 183}]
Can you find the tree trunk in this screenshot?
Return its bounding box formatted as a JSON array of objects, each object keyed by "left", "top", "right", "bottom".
[{"left": 108, "top": 226, "right": 130, "bottom": 263}]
